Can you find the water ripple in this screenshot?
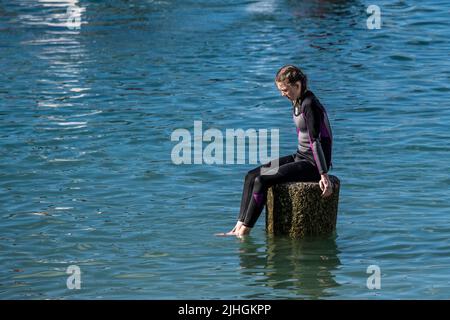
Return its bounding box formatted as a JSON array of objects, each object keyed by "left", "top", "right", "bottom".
[{"left": 1, "top": 0, "right": 450, "bottom": 299}]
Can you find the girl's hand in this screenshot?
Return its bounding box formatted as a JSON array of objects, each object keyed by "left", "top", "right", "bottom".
[{"left": 319, "top": 173, "right": 333, "bottom": 198}]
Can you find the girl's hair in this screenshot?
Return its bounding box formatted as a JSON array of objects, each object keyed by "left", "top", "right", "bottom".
[{"left": 275, "top": 65, "right": 308, "bottom": 94}]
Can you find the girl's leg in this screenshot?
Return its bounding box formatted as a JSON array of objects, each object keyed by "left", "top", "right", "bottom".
[
  {"left": 237, "top": 166, "right": 260, "bottom": 222},
  {"left": 237, "top": 154, "right": 295, "bottom": 222},
  {"left": 242, "top": 160, "right": 320, "bottom": 228}
]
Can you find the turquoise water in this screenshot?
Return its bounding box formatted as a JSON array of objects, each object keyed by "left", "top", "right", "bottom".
[{"left": 1, "top": 0, "right": 450, "bottom": 299}]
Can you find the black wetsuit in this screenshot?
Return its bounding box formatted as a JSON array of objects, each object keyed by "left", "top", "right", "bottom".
[{"left": 237, "top": 90, "right": 333, "bottom": 228}]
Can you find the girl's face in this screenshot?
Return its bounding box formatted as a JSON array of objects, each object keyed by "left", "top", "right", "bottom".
[{"left": 275, "top": 80, "right": 301, "bottom": 102}]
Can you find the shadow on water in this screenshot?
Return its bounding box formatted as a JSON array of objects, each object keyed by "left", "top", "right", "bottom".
[{"left": 238, "top": 234, "right": 341, "bottom": 299}]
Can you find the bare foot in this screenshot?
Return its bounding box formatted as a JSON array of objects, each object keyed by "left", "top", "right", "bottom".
[
  {"left": 214, "top": 231, "right": 236, "bottom": 237},
  {"left": 236, "top": 225, "right": 251, "bottom": 237},
  {"left": 215, "top": 221, "right": 243, "bottom": 237}
]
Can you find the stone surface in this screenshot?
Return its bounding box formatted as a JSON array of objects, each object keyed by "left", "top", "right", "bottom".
[{"left": 266, "top": 176, "right": 340, "bottom": 238}]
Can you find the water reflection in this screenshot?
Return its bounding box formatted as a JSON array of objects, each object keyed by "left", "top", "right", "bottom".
[
  {"left": 239, "top": 235, "right": 341, "bottom": 299},
  {"left": 15, "top": 0, "right": 85, "bottom": 30},
  {"left": 286, "top": 0, "right": 360, "bottom": 18}
]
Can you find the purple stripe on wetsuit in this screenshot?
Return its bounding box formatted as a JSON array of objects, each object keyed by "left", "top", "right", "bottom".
[{"left": 252, "top": 192, "right": 264, "bottom": 207}]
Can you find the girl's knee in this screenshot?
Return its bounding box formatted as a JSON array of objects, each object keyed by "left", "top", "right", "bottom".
[
  {"left": 245, "top": 169, "right": 258, "bottom": 180},
  {"left": 254, "top": 175, "right": 265, "bottom": 188}
]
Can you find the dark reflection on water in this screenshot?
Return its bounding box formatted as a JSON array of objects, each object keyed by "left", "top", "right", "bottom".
[
  {"left": 286, "top": 0, "right": 360, "bottom": 17},
  {"left": 238, "top": 235, "right": 341, "bottom": 299}
]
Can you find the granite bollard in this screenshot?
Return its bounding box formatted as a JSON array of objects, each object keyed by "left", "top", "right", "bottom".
[{"left": 266, "top": 176, "right": 340, "bottom": 238}]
